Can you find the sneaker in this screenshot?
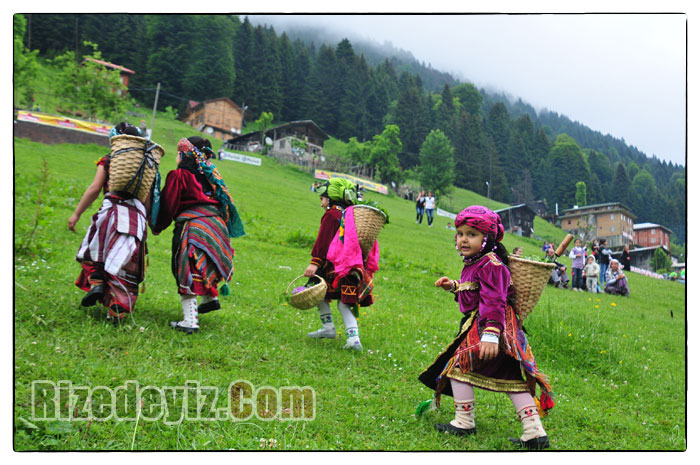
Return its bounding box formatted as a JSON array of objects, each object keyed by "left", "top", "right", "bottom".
[
  {"left": 307, "top": 327, "right": 336, "bottom": 339},
  {"left": 344, "top": 336, "right": 362, "bottom": 351}
]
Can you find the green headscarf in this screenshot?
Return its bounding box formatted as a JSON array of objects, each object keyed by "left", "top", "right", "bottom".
[{"left": 317, "top": 178, "right": 357, "bottom": 206}]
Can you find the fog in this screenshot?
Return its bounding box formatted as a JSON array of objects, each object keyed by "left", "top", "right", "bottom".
[{"left": 250, "top": 13, "right": 686, "bottom": 166}]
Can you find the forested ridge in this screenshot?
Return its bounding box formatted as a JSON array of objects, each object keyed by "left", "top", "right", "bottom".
[{"left": 18, "top": 13, "right": 686, "bottom": 244}]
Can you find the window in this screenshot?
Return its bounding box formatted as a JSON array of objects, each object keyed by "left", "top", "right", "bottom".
[
  {"left": 621, "top": 214, "right": 625, "bottom": 221},
  {"left": 652, "top": 229, "right": 656, "bottom": 235},
  {"left": 568, "top": 220, "right": 571, "bottom": 225},
  {"left": 610, "top": 214, "right": 614, "bottom": 220},
  {"left": 611, "top": 226, "right": 615, "bottom": 232},
  {"left": 280, "top": 140, "right": 285, "bottom": 148},
  {"left": 651, "top": 237, "right": 657, "bottom": 244}
]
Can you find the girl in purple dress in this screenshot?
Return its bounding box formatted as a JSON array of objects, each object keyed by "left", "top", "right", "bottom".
[{"left": 418, "top": 206, "right": 554, "bottom": 450}]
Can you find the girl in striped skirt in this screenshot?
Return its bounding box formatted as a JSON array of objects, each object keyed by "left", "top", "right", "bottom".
[
  {"left": 69, "top": 123, "right": 148, "bottom": 323},
  {"left": 153, "top": 137, "right": 244, "bottom": 334}
]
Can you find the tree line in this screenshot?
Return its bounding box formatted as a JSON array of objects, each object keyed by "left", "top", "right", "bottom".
[{"left": 18, "top": 13, "right": 686, "bottom": 244}]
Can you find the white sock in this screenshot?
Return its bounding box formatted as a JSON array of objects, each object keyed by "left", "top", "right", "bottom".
[
  {"left": 451, "top": 400, "right": 475, "bottom": 429},
  {"left": 516, "top": 405, "right": 547, "bottom": 440},
  {"left": 180, "top": 294, "right": 199, "bottom": 328},
  {"left": 318, "top": 300, "right": 334, "bottom": 329},
  {"left": 338, "top": 302, "right": 359, "bottom": 337}
]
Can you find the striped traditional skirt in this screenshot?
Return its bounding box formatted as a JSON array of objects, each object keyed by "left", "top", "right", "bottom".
[
  {"left": 171, "top": 205, "right": 234, "bottom": 297},
  {"left": 75, "top": 194, "right": 147, "bottom": 317},
  {"left": 418, "top": 304, "right": 555, "bottom": 415}
]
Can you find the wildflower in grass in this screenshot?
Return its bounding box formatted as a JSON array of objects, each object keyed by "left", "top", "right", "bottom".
[
  {"left": 623, "top": 334, "right": 627, "bottom": 338},
  {"left": 619, "top": 360, "right": 622, "bottom": 364},
  {"left": 595, "top": 305, "right": 599, "bottom": 308},
  {"left": 568, "top": 332, "right": 572, "bottom": 337},
  {"left": 611, "top": 302, "right": 617, "bottom": 307},
  {"left": 362, "top": 312, "right": 367, "bottom": 316},
  {"left": 596, "top": 298, "right": 600, "bottom": 302},
  {"left": 600, "top": 350, "right": 606, "bottom": 354}
]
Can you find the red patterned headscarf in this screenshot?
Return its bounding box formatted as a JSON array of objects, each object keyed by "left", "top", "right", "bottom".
[{"left": 454, "top": 205, "right": 504, "bottom": 242}]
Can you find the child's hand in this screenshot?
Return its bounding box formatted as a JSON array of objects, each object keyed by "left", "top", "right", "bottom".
[
  {"left": 479, "top": 341, "right": 499, "bottom": 360},
  {"left": 304, "top": 264, "right": 319, "bottom": 278},
  {"left": 435, "top": 277, "right": 453, "bottom": 291},
  {"left": 68, "top": 213, "right": 80, "bottom": 232}
]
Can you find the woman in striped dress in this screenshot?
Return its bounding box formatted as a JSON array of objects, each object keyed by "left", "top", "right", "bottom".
[{"left": 153, "top": 137, "right": 244, "bottom": 334}]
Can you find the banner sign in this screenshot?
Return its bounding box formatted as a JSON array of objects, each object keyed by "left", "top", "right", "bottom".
[
  {"left": 16, "top": 111, "right": 111, "bottom": 136},
  {"left": 219, "top": 151, "right": 262, "bottom": 166},
  {"left": 314, "top": 170, "right": 388, "bottom": 195},
  {"left": 436, "top": 208, "right": 457, "bottom": 220}
]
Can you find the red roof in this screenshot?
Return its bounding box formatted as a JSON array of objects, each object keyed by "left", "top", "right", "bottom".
[{"left": 83, "top": 57, "right": 135, "bottom": 74}]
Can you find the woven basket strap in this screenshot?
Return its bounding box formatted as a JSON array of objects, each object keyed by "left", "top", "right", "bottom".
[{"left": 115, "top": 144, "right": 160, "bottom": 196}]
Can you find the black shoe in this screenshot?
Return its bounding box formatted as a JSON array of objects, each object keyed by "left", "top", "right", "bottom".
[
  {"left": 435, "top": 423, "right": 476, "bottom": 436},
  {"left": 81, "top": 285, "right": 105, "bottom": 307},
  {"left": 170, "top": 321, "right": 198, "bottom": 335},
  {"left": 198, "top": 300, "right": 221, "bottom": 314},
  {"left": 508, "top": 435, "right": 550, "bottom": 450}
]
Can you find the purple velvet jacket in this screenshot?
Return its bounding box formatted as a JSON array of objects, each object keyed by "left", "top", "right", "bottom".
[{"left": 456, "top": 252, "right": 513, "bottom": 339}]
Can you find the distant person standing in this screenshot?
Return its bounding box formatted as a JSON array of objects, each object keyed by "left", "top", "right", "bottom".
[
  {"left": 598, "top": 239, "right": 612, "bottom": 286},
  {"left": 568, "top": 238, "right": 586, "bottom": 291},
  {"left": 424, "top": 191, "right": 436, "bottom": 227},
  {"left": 415, "top": 191, "right": 426, "bottom": 224},
  {"left": 620, "top": 244, "right": 631, "bottom": 271}
]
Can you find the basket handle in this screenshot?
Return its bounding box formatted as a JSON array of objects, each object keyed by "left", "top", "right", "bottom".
[{"left": 286, "top": 274, "right": 325, "bottom": 295}]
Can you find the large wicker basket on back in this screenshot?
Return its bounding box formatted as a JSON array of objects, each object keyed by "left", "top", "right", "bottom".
[
  {"left": 108, "top": 135, "right": 165, "bottom": 203},
  {"left": 353, "top": 205, "right": 387, "bottom": 255},
  {"left": 509, "top": 256, "right": 556, "bottom": 321}
]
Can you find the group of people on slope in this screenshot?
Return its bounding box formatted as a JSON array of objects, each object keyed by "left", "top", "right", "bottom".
[
  {"left": 415, "top": 190, "right": 436, "bottom": 226},
  {"left": 70, "top": 143, "right": 554, "bottom": 448},
  {"left": 540, "top": 238, "right": 630, "bottom": 296},
  {"left": 69, "top": 123, "right": 244, "bottom": 333}
]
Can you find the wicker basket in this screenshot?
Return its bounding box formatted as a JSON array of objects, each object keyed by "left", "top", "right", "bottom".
[
  {"left": 353, "top": 205, "right": 387, "bottom": 255},
  {"left": 509, "top": 256, "right": 556, "bottom": 321},
  {"left": 108, "top": 135, "right": 165, "bottom": 203},
  {"left": 286, "top": 274, "right": 328, "bottom": 310}
]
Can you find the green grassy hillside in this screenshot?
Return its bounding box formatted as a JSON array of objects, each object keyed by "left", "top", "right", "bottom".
[{"left": 13, "top": 129, "right": 686, "bottom": 451}]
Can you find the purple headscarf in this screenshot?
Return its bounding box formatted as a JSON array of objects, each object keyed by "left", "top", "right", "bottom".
[{"left": 454, "top": 205, "right": 504, "bottom": 242}]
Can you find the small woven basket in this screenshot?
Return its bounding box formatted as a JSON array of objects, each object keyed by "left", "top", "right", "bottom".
[
  {"left": 353, "top": 205, "right": 387, "bottom": 255},
  {"left": 108, "top": 135, "right": 165, "bottom": 203},
  {"left": 286, "top": 274, "right": 328, "bottom": 310},
  {"left": 509, "top": 256, "right": 556, "bottom": 321}
]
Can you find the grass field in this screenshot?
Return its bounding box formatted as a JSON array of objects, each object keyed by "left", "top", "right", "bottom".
[{"left": 13, "top": 127, "right": 686, "bottom": 451}]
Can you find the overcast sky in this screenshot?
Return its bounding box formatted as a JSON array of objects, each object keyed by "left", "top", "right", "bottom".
[{"left": 250, "top": 13, "right": 686, "bottom": 166}]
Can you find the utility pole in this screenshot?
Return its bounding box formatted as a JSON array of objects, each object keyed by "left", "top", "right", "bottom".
[{"left": 149, "top": 82, "right": 160, "bottom": 140}]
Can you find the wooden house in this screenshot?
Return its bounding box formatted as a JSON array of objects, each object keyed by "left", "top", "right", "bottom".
[
  {"left": 223, "top": 120, "right": 329, "bottom": 156},
  {"left": 495, "top": 204, "right": 536, "bottom": 237},
  {"left": 82, "top": 57, "right": 134, "bottom": 95},
  {"left": 181, "top": 97, "right": 244, "bottom": 141}
]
